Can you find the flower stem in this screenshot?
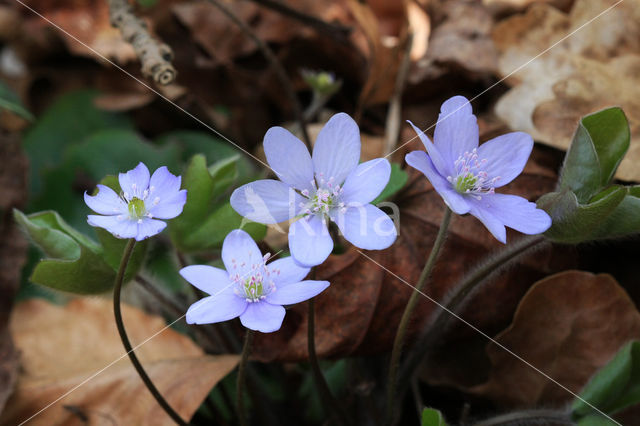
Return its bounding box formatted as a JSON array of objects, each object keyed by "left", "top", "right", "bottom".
[
  {"left": 307, "top": 298, "right": 349, "bottom": 425},
  {"left": 385, "top": 207, "right": 452, "bottom": 425},
  {"left": 237, "top": 330, "right": 254, "bottom": 426},
  {"left": 398, "top": 235, "right": 547, "bottom": 389},
  {"left": 113, "top": 239, "right": 188, "bottom": 426}
]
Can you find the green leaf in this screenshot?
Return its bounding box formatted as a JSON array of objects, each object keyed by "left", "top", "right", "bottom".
[
  {"left": 66, "top": 128, "right": 180, "bottom": 179},
  {"left": 170, "top": 155, "right": 265, "bottom": 252},
  {"left": 209, "top": 155, "right": 240, "bottom": 201},
  {"left": 577, "top": 415, "right": 619, "bottom": 426},
  {"left": 373, "top": 163, "right": 408, "bottom": 204},
  {"left": 0, "top": 79, "right": 34, "bottom": 121},
  {"left": 560, "top": 107, "right": 630, "bottom": 203},
  {"left": 182, "top": 203, "right": 266, "bottom": 251},
  {"left": 421, "top": 408, "right": 447, "bottom": 426},
  {"left": 572, "top": 341, "right": 640, "bottom": 420},
  {"left": 14, "top": 209, "right": 146, "bottom": 294},
  {"left": 540, "top": 186, "right": 627, "bottom": 244},
  {"left": 587, "top": 186, "right": 640, "bottom": 239},
  {"left": 24, "top": 90, "right": 132, "bottom": 198},
  {"left": 14, "top": 210, "right": 113, "bottom": 294}
]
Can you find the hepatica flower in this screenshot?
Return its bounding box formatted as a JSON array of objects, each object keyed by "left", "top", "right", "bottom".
[
  {"left": 182, "top": 229, "right": 329, "bottom": 333},
  {"left": 406, "top": 96, "right": 551, "bottom": 243},
  {"left": 231, "top": 113, "right": 397, "bottom": 266},
  {"left": 85, "top": 162, "right": 187, "bottom": 241}
]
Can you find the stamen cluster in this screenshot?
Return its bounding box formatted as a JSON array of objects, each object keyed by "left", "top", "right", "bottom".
[
  {"left": 118, "top": 184, "right": 161, "bottom": 223},
  {"left": 230, "top": 253, "right": 280, "bottom": 302},
  {"left": 299, "top": 173, "right": 346, "bottom": 219},
  {"left": 447, "top": 149, "right": 500, "bottom": 200}
]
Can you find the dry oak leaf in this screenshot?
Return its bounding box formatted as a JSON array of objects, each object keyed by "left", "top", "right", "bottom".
[
  {"left": 471, "top": 270, "right": 640, "bottom": 408},
  {"left": 493, "top": 0, "right": 640, "bottom": 181},
  {"left": 251, "top": 145, "right": 573, "bottom": 362},
  {"left": 0, "top": 298, "right": 238, "bottom": 426},
  {"left": 20, "top": 0, "right": 137, "bottom": 63}
]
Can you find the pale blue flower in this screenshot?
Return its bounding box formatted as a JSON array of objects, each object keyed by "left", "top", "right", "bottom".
[
  {"left": 406, "top": 96, "right": 551, "bottom": 243},
  {"left": 182, "top": 229, "right": 329, "bottom": 333},
  {"left": 85, "top": 162, "right": 187, "bottom": 241},
  {"left": 230, "top": 113, "right": 397, "bottom": 267}
]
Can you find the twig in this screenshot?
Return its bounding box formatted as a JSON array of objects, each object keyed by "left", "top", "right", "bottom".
[
  {"left": 205, "top": 0, "right": 312, "bottom": 150},
  {"left": 384, "top": 32, "right": 413, "bottom": 156},
  {"left": 107, "top": 0, "right": 177, "bottom": 85},
  {"left": 250, "top": 0, "right": 352, "bottom": 42}
]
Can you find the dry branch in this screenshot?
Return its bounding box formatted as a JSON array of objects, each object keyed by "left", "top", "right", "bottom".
[{"left": 108, "top": 0, "right": 176, "bottom": 85}]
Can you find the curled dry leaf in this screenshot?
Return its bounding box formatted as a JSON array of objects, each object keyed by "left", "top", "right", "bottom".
[
  {"left": 493, "top": 0, "right": 640, "bottom": 181},
  {"left": 251, "top": 144, "right": 572, "bottom": 362},
  {"left": 19, "top": 0, "right": 136, "bottom": 64},
  {"left": 0, "top": 298, "right": 239, "bottom": 426},
  {"left": 470, "top": 271, "right": 640, "bottom": 407},
  {"left": 410, "top": 0, "right": 498, "bottom": 84}
]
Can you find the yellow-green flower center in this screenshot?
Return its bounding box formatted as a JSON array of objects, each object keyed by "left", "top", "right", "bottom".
[
  {"left": 127, "top": 197, "right": 147, "bottom": 219},
  {"left": 243, "top": 277, "right": 264, "bottom": 301},
  {"left": 454, "top": 173, "right": 478, "bottom": 193}
]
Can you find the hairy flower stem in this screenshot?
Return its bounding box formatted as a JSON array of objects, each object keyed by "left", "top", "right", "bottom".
[
  {"left": 385, "top": 207, "right": 452, "bottom": 426},
  {"left": 474, "top": 409, "right": 573, "bottom": 426},
  {"left": 398, "top": 235, "right": 547, "bottom": 389},
  {"left": 308, "top": 298, "right": 350, "bottom": 426},
  {"left": 113, "top": 239, "right": 188, "bottom": 426},
  {"left": 237, "top": 330, "right": 254, "bottom": 426}
]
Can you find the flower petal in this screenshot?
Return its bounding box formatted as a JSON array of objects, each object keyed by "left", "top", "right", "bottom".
[
  {"left": 407, "top": 121, "right": 452, "bottom": 177},
  {"left": 471, "top": 193, "right": 551, "bottom": 238},
  {"left": 222, "top": 229, "right": 263, "bottom": 277},
  {"left": 148, "top": 189, "right": 187, "bottom": 219},
  {"left": 335, "top": 204, "right": 397, "bottom": 250},
  {"left": 288, "top": 215, "right": 333, "bottom": 267},
  {"left": 341, "top": 158, "right": 391, "bottom": 204},
  {"left": 467, "top": 200, "right": 507, "bottom": 244},
  {"left": 239, "top": 302, "right": 286, "bottom": 333},
  {"left": 230, "top": 180, "right": 302, "bottom": 224},
  {"left": 264, "top": 126, "right": 315, "bottom": 192},
  {"left": 186, "top": 293, "right": 248, "bottom": 325},
  {"left": 476, "top": 132, "right": 534, "bottom": 187},
  {"left": 312, "top": 113, "right": 361, "bottom": 185},
  {"left": 87, "top": 215, "right": 137, "bottom": 239},
  {"left": 433, "top": 95, "right": 479, "bottom": 165},
  {"left": 149, "top": 166, "right": 182, "bottom": 195},
  {"left": 180, "top": 265, "right": 231, "bottom": 295},
  {"left": 135, "top": 218, "right": 167, "bottom": 241},
  {"left": 405, "top": 151, "right": 470, "bottom": 215},
  {"left": 266, "top": 257, "right": 310, "bottom": 285},
  {"left": 266, "top": 280, "right": 329, "bottom": 305},
  {"left": 84, "top": 185, "right": 127, "bottom": 215},
  {"left": 119, "top": 162, "right": 150, "bottom": 199}
]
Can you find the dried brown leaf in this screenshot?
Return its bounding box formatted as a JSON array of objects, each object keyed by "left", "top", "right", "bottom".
[
  {"left": 471, "top": 271, "right": 640, "bottom": 407},
  {"left": 493, "top": 0, "right": 640, "bottom": 181},
  {"left": 0, "top": 298, "right": 239, "bottom": 425}
]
